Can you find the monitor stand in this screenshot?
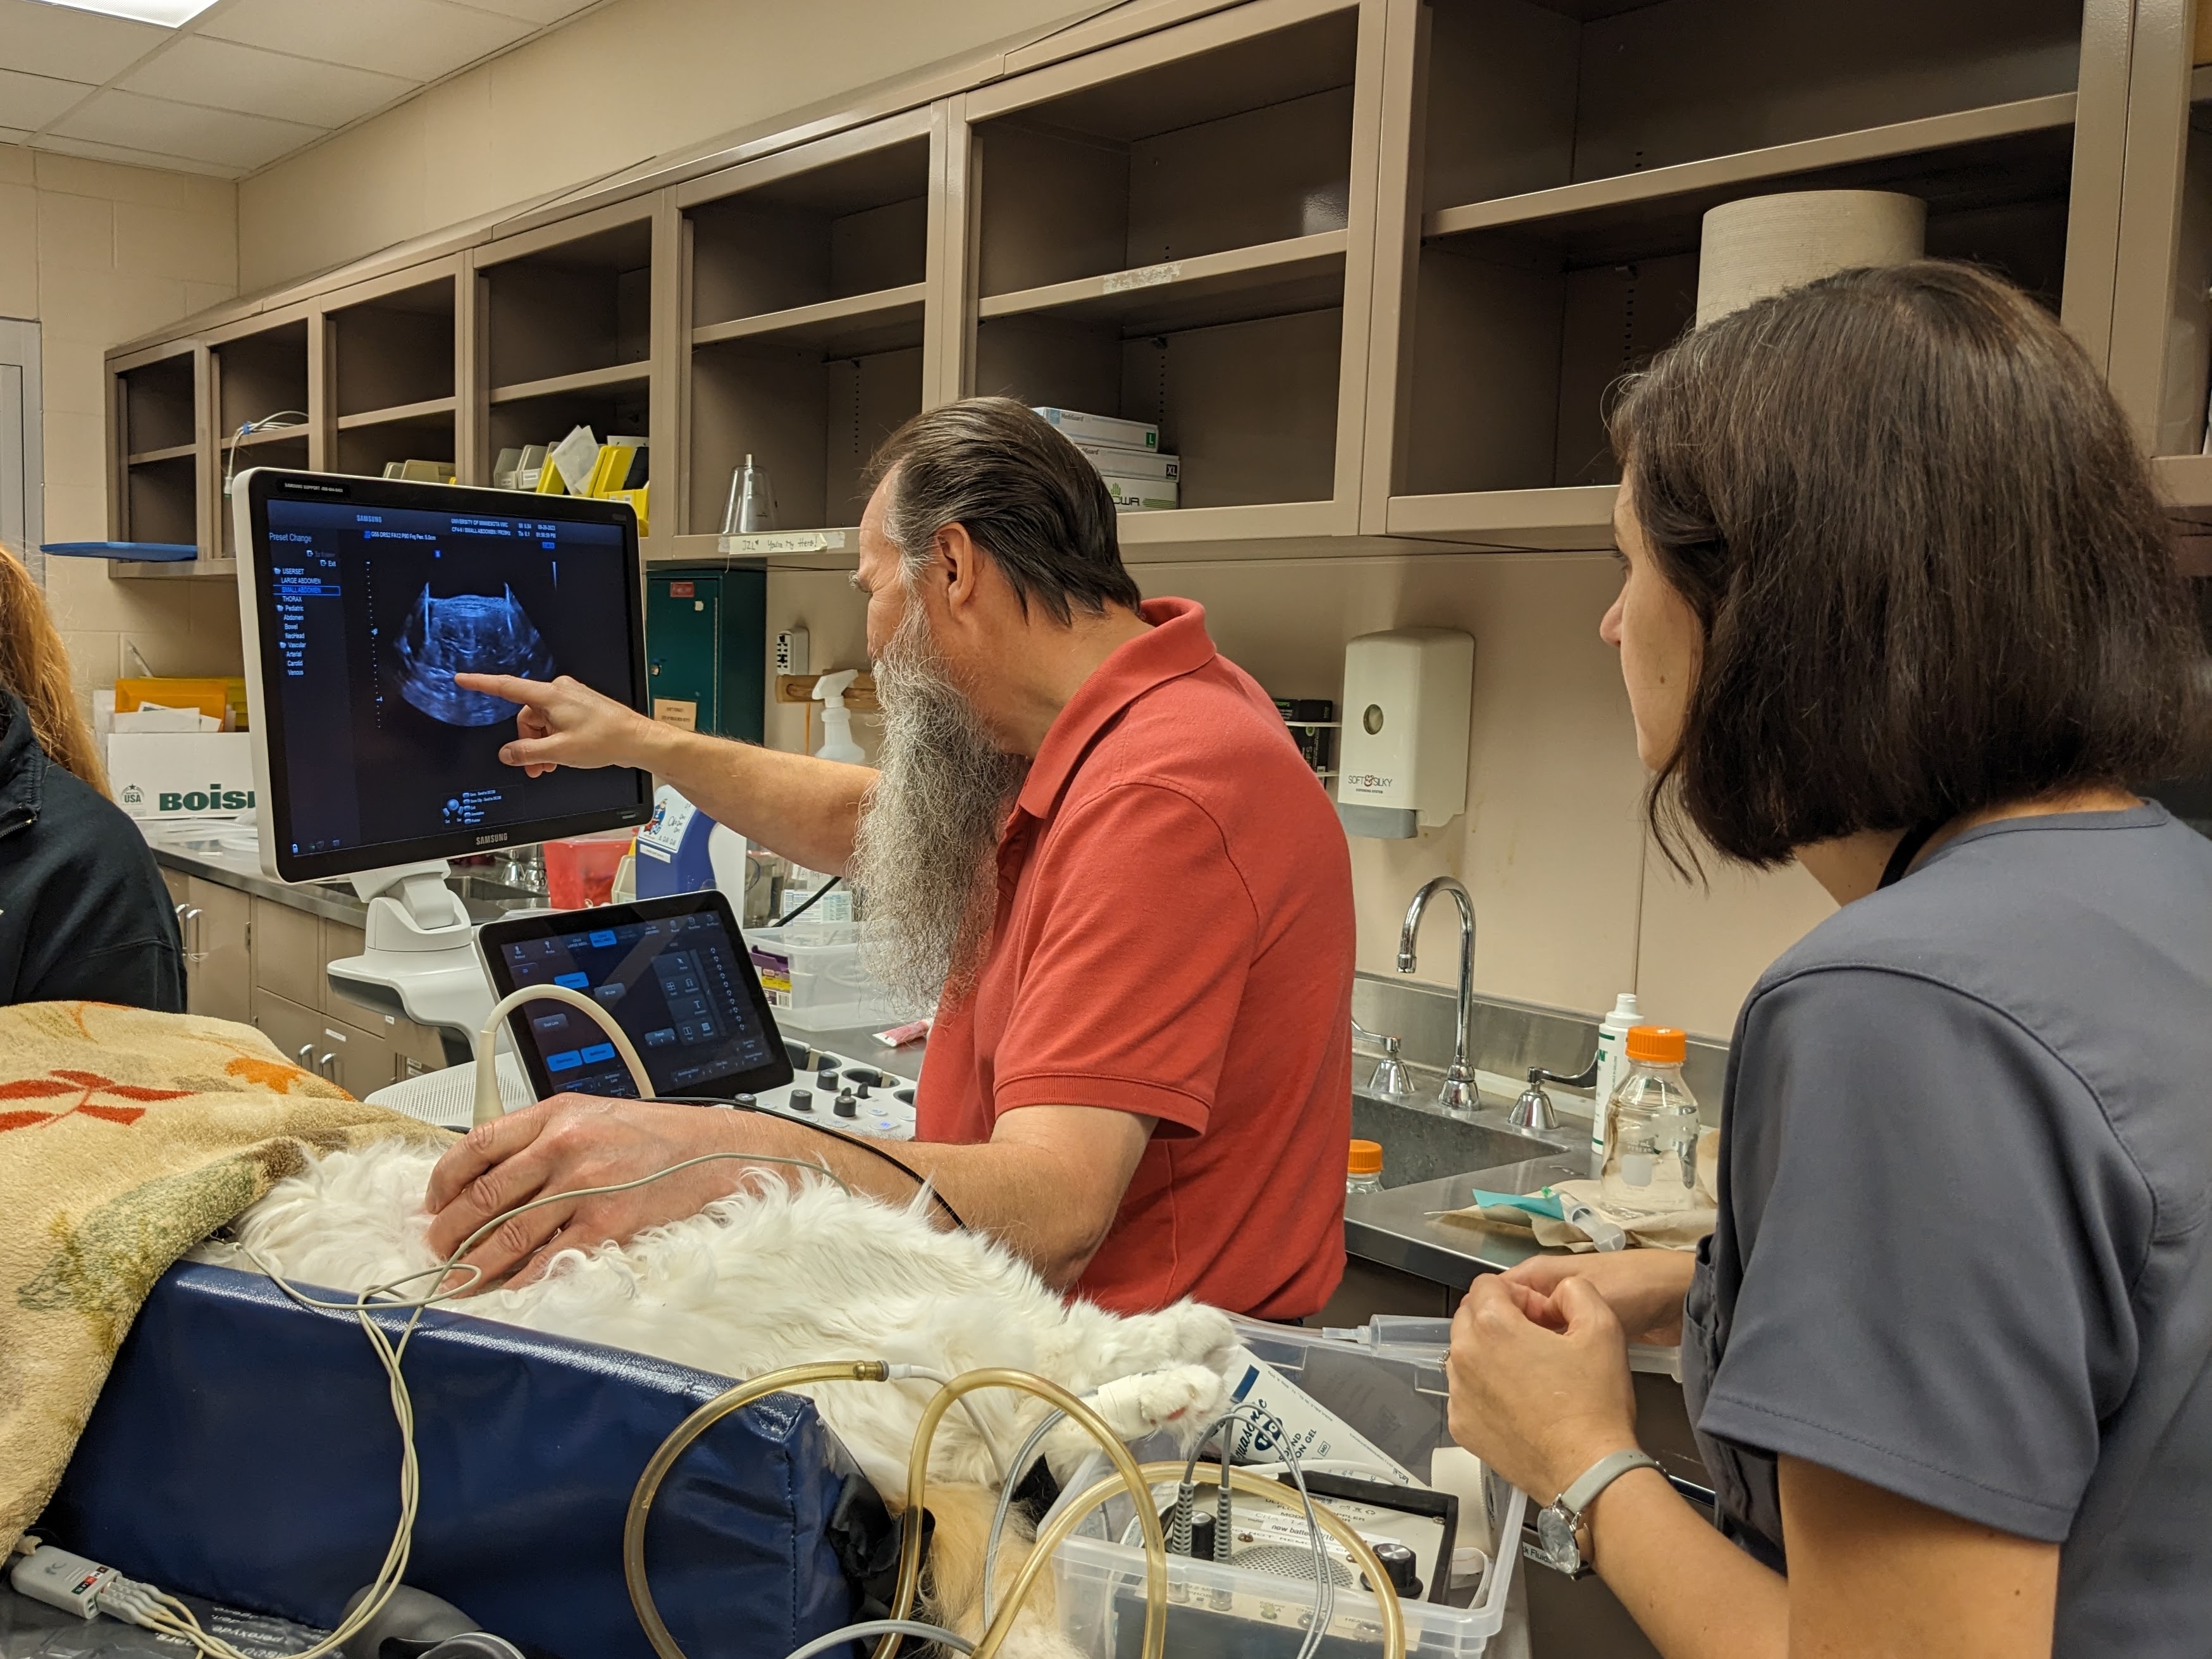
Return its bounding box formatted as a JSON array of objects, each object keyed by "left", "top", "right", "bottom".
[{"left": 325, "top": 860, "right": 496, "bottom": 1048}]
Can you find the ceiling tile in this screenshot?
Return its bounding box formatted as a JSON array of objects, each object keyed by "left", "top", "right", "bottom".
[
  {"left": 455, "top": 0, "right": 598, "bottom": 22},
  {"left": 51, "top": 88, "right": 320, "bottom": 170},
  {"left": 0, "top": 67, "right": 92, "bottom": 130},
  {"left": 31, "top": 130, "right": 241, "bottom": 177},
  {"left": 200, "top": 0, "right": 534, "bottom": 83},
  {"left": 119, "top": 35, "right": 417, "bottom": 128},
  {"left": 0, "top": 0, "right": 167, "bottom": 82}
]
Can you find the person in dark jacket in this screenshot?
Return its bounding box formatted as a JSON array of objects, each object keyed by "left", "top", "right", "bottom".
[{"left": 0, "top": 544, "right": 183, "bottom": 1010}]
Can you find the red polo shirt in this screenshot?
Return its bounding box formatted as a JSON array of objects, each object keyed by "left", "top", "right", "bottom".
[{"left": 913, "top": 598, "right": 1354, "bottom": 1319}]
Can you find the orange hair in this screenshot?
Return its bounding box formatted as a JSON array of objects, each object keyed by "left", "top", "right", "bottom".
[{"left": 0, "top": 544, "right": 109, "bottom": 797}]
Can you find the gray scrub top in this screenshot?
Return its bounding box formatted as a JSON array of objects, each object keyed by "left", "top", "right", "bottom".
[{"left": 1681, "top": 804, "right": 2212, "bottom": 1656}]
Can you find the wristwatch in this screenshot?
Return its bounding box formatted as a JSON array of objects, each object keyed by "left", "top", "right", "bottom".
[{"left": 1524, "top": 1449, "right": 1662, "bottom": 1578}]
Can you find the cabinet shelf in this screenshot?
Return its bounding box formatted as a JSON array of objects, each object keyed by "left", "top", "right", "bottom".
[
  {"left": 337, "top": 395, "right": 459, "bottom": 431},
  {"left": 979, "top": 231, "right": 1348, "bottom": 333},
  {"left": 127, "top": 442, "right": 197, "bottom": 466},
  {"left": 690, "top": 284, "right": 927, "bottom": 356},
  {"left": 232, "top": 422, "right": 309, "bottom": 449},
  {"left": 2153, "top": 454, "right": 2212, "bottom": 508},
  {"left": 111, "top": 556, "right": 235, "bottom": 580},
  {"left": 490, "top": 362, "right": 651, "bottom": 405},
  {"left": 1386, "top": 485, "right": 1618, "bottom": 552},
  {"left": 1423, "top": 94, "right": 2075, "bottom": 242},
  {"left": 652, "top": 528, "right": 858, "bottom": 570}
]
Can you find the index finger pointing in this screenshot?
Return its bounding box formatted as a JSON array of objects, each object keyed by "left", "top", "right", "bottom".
[{"left": 453, "top": 671, "right": 551, "bottom": 704}]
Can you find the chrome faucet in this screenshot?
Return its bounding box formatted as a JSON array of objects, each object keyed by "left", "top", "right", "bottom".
[{"left": 1397, "top": 875, "right": 1478, "bottom": 1118}]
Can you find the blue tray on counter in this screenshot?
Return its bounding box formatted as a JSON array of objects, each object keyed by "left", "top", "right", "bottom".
[{"left": 40, "top": 541, "right": 200, "bottom": 561}]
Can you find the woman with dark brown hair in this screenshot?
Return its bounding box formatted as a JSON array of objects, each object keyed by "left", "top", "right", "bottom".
[
  {"left": 0, "top": 545, "right": 183, "bottom": 1009},
  {"left": 1447, "top": 261, "right": 2211, "bottom": 1657}
]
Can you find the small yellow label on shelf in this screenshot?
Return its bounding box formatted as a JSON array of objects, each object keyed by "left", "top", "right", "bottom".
[{"left": 652, "top": 698, "right": 698, "bottom": 730}]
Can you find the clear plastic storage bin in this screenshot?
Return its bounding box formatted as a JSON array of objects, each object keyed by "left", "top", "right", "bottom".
[
  {"left": 743, "top": 919, "right": 894, "bottom": 1031},
  {"left": 1035, "top": 1317, "right": 1526, "bottom": 1658}
]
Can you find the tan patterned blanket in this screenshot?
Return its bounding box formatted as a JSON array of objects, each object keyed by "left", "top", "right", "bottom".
[{"left": 0, "top": 1001, "right": 445, "bottom": 1549}]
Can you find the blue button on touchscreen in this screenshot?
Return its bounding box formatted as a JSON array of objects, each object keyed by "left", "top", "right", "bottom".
[{"left": 498, "top": 910, "right": 770, "bottom": 1098}]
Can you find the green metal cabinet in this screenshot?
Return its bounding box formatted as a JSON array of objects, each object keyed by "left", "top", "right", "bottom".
[{"left": 644, "top": 563, "right": 766, "bottom": 743}]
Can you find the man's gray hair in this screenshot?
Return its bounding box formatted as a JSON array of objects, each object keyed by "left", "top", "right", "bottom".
[{"left": 865, "top": 396, "right": 1143, "bottom": 624}]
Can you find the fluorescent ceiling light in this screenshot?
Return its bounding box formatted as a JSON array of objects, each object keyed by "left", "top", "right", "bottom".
[{"left": 35, "top": 0, "right": 221, "bottom": 25}]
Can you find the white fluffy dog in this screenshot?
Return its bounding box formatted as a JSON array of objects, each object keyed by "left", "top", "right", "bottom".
[{"left": 199, "top": 1139, "right": 1242, "bottom": 1655}]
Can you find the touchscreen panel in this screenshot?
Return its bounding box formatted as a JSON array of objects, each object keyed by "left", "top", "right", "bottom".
[{"left": 494, "top": 906, "right": 780, "bottom": 1098}]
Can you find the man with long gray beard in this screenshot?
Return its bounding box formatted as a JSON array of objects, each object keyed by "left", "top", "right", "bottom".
[{"left": 428, "top": 398, "right": 1354, "bottom": 1319}]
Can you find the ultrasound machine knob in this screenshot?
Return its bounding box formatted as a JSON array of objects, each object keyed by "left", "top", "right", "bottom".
[
  {"left": 789, "top": 1088, "right": 813, "bottom": 1112},
  {"left": 855, "top": 1083, "right": 870, "bottom": 1099},
  {"left": 834, "top": 1089, "right": 858, "bottom": 1120}
]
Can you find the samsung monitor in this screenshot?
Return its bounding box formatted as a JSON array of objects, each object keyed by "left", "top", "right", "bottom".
[{"left": 235, "top": 468, "right": 653, "bottom": 885}]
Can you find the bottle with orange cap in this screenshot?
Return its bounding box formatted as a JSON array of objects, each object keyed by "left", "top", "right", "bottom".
[
  {"left": 1347, "top": 1139, "right": 1385, "bottom": 1196},
  {"left": 1597, "top": 1026, "right": 1702, "bottom": 1217}
]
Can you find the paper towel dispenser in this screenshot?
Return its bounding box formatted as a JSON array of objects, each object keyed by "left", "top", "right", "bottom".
[{"left": 1337, "top": 629, "right": 1474, "bottom": 839}]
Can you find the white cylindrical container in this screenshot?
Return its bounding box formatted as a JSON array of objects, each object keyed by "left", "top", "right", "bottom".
[
  {"left": 1590, "top": 991, "right": 1641, "bottom": 1168},
  {"left": 1696, "top": 189, "right": 1927, "bottom": 328}
]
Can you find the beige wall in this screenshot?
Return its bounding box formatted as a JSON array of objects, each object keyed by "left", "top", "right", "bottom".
[
  {"left": 765, "top": 552, "right": 1834, "bottom": 1038},
  {"left": 236, "top": 0, "right": 1096, "bottom": 292},
  {"left": 0, "top": 144, "right": 240, "bottom": 715}
]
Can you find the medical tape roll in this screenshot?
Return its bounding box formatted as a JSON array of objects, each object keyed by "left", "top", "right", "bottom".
[{"left": 1695, "top": 190, "right": 1927, "bottom": 327}]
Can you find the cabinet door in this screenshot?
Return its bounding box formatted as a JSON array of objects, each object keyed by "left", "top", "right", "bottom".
[
  {"left": 253, "top": 991, "right": 397, "bottom": 1098},
  {"left": 250, "top": 989, "right": 326, "bottom": 1076},
  {"left": 328, "top": 986, "right": 446, "bottom": 1088},
  {"left": 254, "top": 898, "right": 324, "bottom": 1010},
  {"left": 314, "top": 1011, "right": 395, "bottom": 1099},
  {"left": 183, "top": 876, "right": 252, "bottom": 1026}
]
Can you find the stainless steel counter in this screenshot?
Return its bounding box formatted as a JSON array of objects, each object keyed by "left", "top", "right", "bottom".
[
  {"left": 1344, "top": 1148, "right": 1593, "bottom": 1290},
  {"left": 142, "top": 822, "right": 545, "bottom": 927}
]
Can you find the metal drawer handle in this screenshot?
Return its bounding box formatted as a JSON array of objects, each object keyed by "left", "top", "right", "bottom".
[{"left": 178, "top": 905, "right": 205, "bottom": 964}]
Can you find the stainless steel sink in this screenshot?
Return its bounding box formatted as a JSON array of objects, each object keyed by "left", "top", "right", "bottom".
[{"left": 1350, "top": 1088, "right": 1582, "bottom": 1189}]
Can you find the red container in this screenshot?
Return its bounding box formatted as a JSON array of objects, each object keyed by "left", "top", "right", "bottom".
[{"left": 543, "top": 835, "right": 628, "bottom": 910}]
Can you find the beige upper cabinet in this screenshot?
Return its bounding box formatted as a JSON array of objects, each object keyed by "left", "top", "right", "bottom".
[
  {"left": 1368, "top": 0, "right": 2134, "bottom": 552},
  {"left": 948, "top": 0, "right": 1391, "bottom": 554},
  {"left": 323, "top": 260, "right": 465, "bottom": 485},
  {"left": 672, "top": 106, "right": 947, "bottom": 558},
  {"left": 104, "top": 0, "right": 2166, "bottom": 572},
  {"left": 2106, "top": 0, "right": 2212, "bottom": 505},
  {"left": 469, "top": 197, "right": 662, "bottom": 517}
]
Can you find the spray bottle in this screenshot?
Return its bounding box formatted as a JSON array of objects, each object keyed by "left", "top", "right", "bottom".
[{"left": 812, "top": 669, "right": 865, "bottom": 764}]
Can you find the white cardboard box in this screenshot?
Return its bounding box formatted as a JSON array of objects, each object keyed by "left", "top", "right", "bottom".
[
  {"left": 1074, "top": 443, "right": 1179, "bottom": 480},
  {"left": 1101, "top": 473, "right": 1178, "bottom": 511},
  {"left": 106, "top": 732, "right": 255, "bottom": 820},
  {"left": 1032, "top": 406, "right": 1159, "bottom": 452}
]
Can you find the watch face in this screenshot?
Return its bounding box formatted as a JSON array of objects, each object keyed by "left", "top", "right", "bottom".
[{"left": 1535, "top": 1505, "right": 1582, "bottom": 1574}]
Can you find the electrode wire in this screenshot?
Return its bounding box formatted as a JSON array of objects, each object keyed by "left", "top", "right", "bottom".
[
  {"left": 1050, "top": 1462, "right": 1407, "bottom": 1659},
  {"left": 981, "top": 1408, "right": 1066, "bottom": 1625},
  {"left": 889, "top": 1371, "right": 1168, "bottom": 1659}
]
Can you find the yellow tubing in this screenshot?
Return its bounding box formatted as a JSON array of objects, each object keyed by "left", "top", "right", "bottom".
[
  {"left": 886, "top": 1369, "right": 1168, "bottom": 1659},
  {"left": 986, "top": 1460, "right": 1407, "bottom": 1659},
  {"left": 622, "top": 1360, "right": 892, "bottom": 1659}
]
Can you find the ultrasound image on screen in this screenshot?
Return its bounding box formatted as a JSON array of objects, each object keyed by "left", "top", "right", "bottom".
[
  {"left": 262, "top": 495, "right": 640, "bottom": 862},
  {"left": 395, "top": 583, "right": 558, "bottom": 726}
]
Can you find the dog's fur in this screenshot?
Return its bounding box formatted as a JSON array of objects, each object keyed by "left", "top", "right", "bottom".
[{"left": 199, "top": 1140, "right": 1240, "bottom": 1656}]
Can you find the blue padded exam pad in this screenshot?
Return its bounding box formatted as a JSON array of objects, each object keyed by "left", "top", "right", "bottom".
[{"left": 43, "top": 1264, "right": 861, "bottom": 1659}]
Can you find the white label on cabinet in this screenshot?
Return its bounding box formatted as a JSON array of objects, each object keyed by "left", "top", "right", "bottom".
[
  {"left": 720, "top": 529, "right": 848, "bottom": 554},
  {"left": 1104, "top": 261, "right": 1182, "bottom": 294}
]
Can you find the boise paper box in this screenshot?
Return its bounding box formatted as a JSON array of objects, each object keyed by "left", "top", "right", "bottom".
[{"left": 107, "top": 732, "right": 255, "bottom": 819}]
